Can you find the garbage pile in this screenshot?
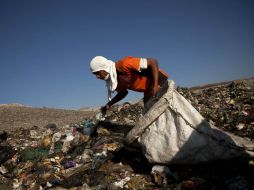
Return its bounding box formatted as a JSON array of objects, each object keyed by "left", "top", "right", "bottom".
[
  {"left": 102, "top": 102, "right": 143, "bottom": 125},
  {"left": 176, "top": 81, "right": 254, "bottom": 141},
  {"left": 1, "top": 105, "right": 154, "bottom": 190},
  {"left": 0, "top": 120, "right": 130, "bottom": 189},
  {"left": 0, "top": 81, "right": 254, "bottom": 190}
]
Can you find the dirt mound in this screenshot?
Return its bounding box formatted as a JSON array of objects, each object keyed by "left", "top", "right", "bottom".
[{"left": 0, "top": 107, "right": 93, "bottom": 133}]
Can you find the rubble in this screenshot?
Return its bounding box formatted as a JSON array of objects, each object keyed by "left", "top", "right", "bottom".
[{"left": 0, "top": 79, "right": 254, "bottom": 189}]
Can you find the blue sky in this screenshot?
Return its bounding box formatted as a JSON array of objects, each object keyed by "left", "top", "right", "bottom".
[{"left": 0, "top": 0, "right": 253, "bottom": 109}]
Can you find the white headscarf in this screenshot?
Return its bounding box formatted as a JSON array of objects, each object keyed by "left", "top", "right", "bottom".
[{"left": 90, "top": 56, "right": 118, "bottom": 101}]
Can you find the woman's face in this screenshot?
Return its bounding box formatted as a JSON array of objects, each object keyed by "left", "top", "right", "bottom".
[{"left": 93, "top": 70, "right": 109, "bottom": 80}]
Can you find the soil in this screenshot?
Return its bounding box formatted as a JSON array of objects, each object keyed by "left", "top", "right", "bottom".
[{"left": 0, "top": 106, "right": 94, "bottom": 133}]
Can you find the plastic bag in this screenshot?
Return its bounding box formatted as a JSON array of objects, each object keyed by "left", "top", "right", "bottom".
[{"left": 126, "top": 80, "right": 254, "bottom": 164}]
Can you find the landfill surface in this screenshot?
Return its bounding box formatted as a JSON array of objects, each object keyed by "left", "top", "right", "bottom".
[{"left": 0, "top": 78, "right": 253, "bottom": 190}]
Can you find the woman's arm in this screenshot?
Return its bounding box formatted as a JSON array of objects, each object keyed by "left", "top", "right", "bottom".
[
  {"left": 101, "top": 89, "right": 128, "bottom": 114},
  {"left": 146, "top": 58, "right": 159, "bottom": 96}
]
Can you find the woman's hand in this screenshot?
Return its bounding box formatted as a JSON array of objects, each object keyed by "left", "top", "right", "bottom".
[{"left": 101, "top": 104, "right": 110, "bottom": 115}]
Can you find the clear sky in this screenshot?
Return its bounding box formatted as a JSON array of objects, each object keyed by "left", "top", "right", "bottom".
[{"left": 0, "top": 0, "right": 253, "bottom": 109}]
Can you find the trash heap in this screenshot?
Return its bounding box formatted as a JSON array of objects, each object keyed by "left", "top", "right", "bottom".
[
  {"left": 1, "top": 105, "right": 155, "bottom": 190},
  {"left": 0, "top": 122, "right": 123, "bottom": 189},
  {"left": 176, "top": 81, "right": 254, "bottom": 141},
  {"left": 102, "top": 102, "right": 143, "bottom": 125},
  {"left": 0, "top": 81, "right": 254, "bottom": 190}
]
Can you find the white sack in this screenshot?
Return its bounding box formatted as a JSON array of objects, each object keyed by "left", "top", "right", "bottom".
[{"left": 126, "top": 80, "right": 254, "bottom": 164}]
